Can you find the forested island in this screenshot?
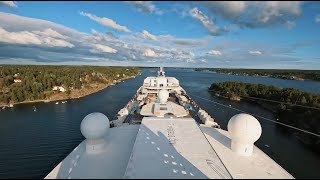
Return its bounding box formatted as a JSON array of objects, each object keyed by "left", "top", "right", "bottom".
[
  {"left": 195, "top": 68, "right": 320, "bottom": 81},
  {"left": 0, "top": 65, "right": 141, "bottom": 107},
  {"left": 209, "top": 81, "right": 320, "bottom": 152}
]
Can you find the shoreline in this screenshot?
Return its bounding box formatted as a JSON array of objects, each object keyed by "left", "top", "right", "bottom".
[
  {"left": 195, "top": 69, "right": 318, "bottom": 82},
  {"left": 0, "top": 74, "right": 140, "bottom": 108}
]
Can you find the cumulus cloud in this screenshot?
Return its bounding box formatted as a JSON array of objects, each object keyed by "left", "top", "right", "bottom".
[
  {"left": 0, "top": 27, "right": 74, "bottom": 48},
  {"left": 141, "top": 30, "right": 157, "bottom": 41},
  {"left": 0, "top": 12, "right": 87, "bottom": 39},
  {"left": 189, "top": 7, "right": 227, "bottom": 36},
  {"left": 0, "top": 1, "right": 17, "bottom": 7},
  {"left": 34, "top": 28, "right": 68, "bottom": 40},
  {"left": 0, "top": 12, "right": 202, "bottom": 66},
  {"left": 126, "top": 1, "right": 163, "bottom": 15},
  {"left": 1, "top": 11, "right": 309, "bottom": 68},
  {"left": 90, "top": 44, "right": 117, "bottom": 54},
  {"left": 143, "top": 48, "right": 157, "bottom": 57},
  {"left": 316, "top": 15, "right": 320, "bottom": 23},
  {"left": 248, "top": 50, "right": 262, "bottom": 55},
  {"left": 80, "top": 11, "right": 131, "bottom": 33},
  {"left": 208, "top": 50, "right": 222, "bottom": 56},
  {"left": 198, "top": 1, "right": 303, "bottom": 28}
]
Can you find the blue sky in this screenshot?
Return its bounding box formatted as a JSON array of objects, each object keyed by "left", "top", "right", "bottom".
[{"left": 0, "top": 1, "right": 319, "bottom": 69}]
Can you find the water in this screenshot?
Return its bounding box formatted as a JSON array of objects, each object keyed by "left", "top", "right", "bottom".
[{"left": 0, "top": 67, "right": 319, "bottom": 178}]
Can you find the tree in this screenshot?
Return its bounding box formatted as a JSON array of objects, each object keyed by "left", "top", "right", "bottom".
[
  {"left": 301, "top": 96, "right": 307, "bottom": 104},
  {"left": 75, "top": 77, "right": 82, "bottom": 89}
]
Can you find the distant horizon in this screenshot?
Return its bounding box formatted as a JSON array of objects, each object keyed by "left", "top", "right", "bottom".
[
  {"left": 1, "top": 63, "right": 319, "bottom": 71},
  {"left": 0, "top": 1, "right": 319, "bottom": 69}
]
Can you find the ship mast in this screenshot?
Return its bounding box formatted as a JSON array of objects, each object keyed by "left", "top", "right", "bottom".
[{"left": 157, "top": 67, "right": 165, "bottom": 77}]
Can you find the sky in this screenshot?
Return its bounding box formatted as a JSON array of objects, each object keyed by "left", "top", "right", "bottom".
[{"left": 0, "top": 1, "right": 319, "bottom": 69}]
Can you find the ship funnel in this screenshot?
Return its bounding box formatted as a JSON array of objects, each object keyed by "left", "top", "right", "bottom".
[
  {"left": 227, "top": 113, "right": 262, "bottom": 156},
  {"left": 80, "top": 112, "right": 109, "bottom": 154}
]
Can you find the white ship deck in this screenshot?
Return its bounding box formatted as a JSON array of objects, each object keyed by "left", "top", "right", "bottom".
[
  {"left": 200, "top": 125, "right": 294, "bottom": 179},
  {"left": 46, "top": 117, "right": 294, "bottom": 179},
  {"left": 45, "top": 125, "right": 140, "bottom": 179},
  {"left": 123, "top": 117, "right": 232, "bottom": 179}
]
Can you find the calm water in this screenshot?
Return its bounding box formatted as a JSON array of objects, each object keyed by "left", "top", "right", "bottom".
[{"left": 0, "top": 68, "right": 319, "bottom": 178}]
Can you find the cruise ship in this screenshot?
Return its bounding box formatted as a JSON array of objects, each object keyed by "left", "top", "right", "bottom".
[{"left": 45, "top": 67, "right": 294, "bottom": 179}]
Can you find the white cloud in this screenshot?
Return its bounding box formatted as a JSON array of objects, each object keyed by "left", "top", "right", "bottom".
[
  {"left": 200, "top": 59, "right": 207, "bottom": 63},
  {"left": 80, "top": 11, "right": 131, "bottom": 33},
  {"left": 0, "top": 1, "right": 17, "bottom": 7},
  {"left": 126, "top": 1, "right": 163, "bottom": 15},
  {"left": 0, "top": 12, "right": 87, "bottom": 39},
  {"left": 91, "top": 29, "right": 119, "bottom": 43},
  {"left": 1, "top": 11, "right": 313, "bottom": 68},
  {"left": 316, "top": 15, "right": 320, "bottom": 23},
  {"left": 248, "top": 50, "right": 262, "bottom": 55},
  {"left": 0, "top": 27, "right": 74, "bottom": 48},
  {"left": 0, "top": 12, "right": 202, "bottom": 65},
  {"left": 189, "top": 7, "right": 227, "bottom": 36},
  {"left": 143, "top": 48, "right": 157, "bottom": 57},
  {"left": 198, "top": 1, "right": 303, "bottom": 28},
  {"left": 208, "top": 50, "right": 222, "bottom": 55},
  {"left": 141, "top": 30, "right": 157, "bottom": 41},
  {"left": 90, "top": 44, "right": 117, "bottom": 54},
  {"left": 34, "top": 28, "right": 68, "bottom": 40}
]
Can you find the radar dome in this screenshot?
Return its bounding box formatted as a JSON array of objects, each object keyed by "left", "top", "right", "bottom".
[
  {"left": 80, "top": 112, "right": 109, "bottom": 140},
  {"left": 158, "top": 89, "right": 169, "bottom": 103},
  {"left": 227, "top": 113, "right": 262, "bottom": 156}
]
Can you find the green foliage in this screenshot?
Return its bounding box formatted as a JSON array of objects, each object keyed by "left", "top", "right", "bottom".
[
  {"left": 209, "top": 81, "right": 320, "bottom": 108},
  {"left": 195, "top": 68, "right": 320, "bottom": 81},
  {"left": 0, "top": 65, "right": 140, "bottom": 104},
  {"left": 209, "top": 81, "right": 320, "bottom": 150}
]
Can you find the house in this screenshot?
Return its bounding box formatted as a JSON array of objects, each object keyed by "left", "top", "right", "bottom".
[
  {"left": 52, "top": 86, "right": 59, "bottom": 91},
  {"left": 59, "top": 87, "right": 66, "bottom": 92},
  {"left": 14, "top": 79, "right": 22, "bottom": 83},
  {"left": 52, "top": 86, "right": 66, "bottom": 92}
]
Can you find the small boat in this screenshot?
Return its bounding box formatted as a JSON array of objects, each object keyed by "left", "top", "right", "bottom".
[
  {"left": 33, "top": 106, "right": 37, "bottom": 112},
  {"left": 55, "top": 102, "right": 59, "bottom": 105},
  {"left": 9, "top": 104, "right": 13, "bottom": 108},
  {"left": 62, "top": 101, "right": 67, "bottom": 104}
]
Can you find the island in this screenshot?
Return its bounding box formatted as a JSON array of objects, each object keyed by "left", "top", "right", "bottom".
[
  {"left": 195, "top": 68, "right": 320, "bottom": 82},
  {"left": 0, "top": 65, "right": 141, "bottom": 107},
  {"left": 209, "top": 81, "right": 320, "bottom": 152}
]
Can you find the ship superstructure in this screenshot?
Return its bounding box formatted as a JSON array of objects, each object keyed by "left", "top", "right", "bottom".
[{"left": 45, "top": 67, "right": 294, "bottom": 179}]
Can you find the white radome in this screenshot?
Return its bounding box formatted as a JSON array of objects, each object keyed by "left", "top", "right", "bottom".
[
  {"left": 158, "top": 89, "right": 169, "bottom": 103},
  {"left": 80, "top": 112, "right": 110, "bottom": 140},
  {"left": 227, "top": 113, "right": 262, "bottom": 156}
]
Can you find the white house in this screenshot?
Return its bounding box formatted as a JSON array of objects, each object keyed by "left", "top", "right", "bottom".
[
  {"left": 14, "top": 79, "right": 22, "bottom": 83},
  {"left": 52, "top": 86, "right": 66, "bottom": 92}
]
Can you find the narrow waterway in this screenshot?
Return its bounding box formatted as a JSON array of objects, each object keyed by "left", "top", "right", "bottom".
[{"left": 0, "top": 67, "right": 319, "bottom": 178}]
